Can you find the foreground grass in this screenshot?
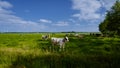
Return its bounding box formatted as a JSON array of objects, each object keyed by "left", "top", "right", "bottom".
[
  {"left": 1, "top": 47, "right": 120, "bottom": 68},
  {"left": 0, "top": 33, "right": 120, "bottom": 68}
]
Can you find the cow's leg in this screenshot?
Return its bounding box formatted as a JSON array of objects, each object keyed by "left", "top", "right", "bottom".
[
  {"left": 59, "top": 44, "right": 62, "bottom": 52},
  {"left": 52, "top": 44, "right": 54, "bottom": 52},
  {"left": 63, "top": 44, "right": 65, "bottom": 51},
  {"left": 51, "top": 42, "right": 54, "bottom": 52}
]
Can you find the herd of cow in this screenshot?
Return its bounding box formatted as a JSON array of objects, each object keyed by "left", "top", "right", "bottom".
[
  {"left": 41, "top": 33, "right": 86, "bottom": 51},
  {"left": 41, "top": 33, "right": 102, "bottom": 51}
]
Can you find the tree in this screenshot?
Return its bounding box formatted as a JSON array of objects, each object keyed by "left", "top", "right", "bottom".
[
  {"left": 99, "top": 19, "right": 109, "bottom": 36},
  {"left": 99, "top": 0, "right": 120, "bottom": 36}
]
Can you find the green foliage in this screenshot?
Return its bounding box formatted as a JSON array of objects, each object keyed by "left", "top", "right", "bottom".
[{"left": 99, "top": 0, "right": 120, "bottom": 36}]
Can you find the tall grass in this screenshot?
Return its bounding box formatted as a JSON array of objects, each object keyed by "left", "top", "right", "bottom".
[{"left": 0, "top": 33, "right": 120, "bottom": 68}]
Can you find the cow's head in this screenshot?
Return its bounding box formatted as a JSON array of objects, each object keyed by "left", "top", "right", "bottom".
[{"left": 64, "top": 36, "right": 69, "bottom": 42}]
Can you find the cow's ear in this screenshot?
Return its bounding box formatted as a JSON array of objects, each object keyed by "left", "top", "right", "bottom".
[{"left": 65, "top": 37, "right": 67, "bottom": 40}]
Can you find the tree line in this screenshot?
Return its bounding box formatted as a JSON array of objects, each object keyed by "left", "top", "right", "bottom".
[{"left": 99, "top": 0, "right": 120, "bottom": 37}]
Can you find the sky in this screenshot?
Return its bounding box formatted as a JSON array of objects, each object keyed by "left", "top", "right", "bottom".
[{"left": 0, "top": 0, "right": 116, "bottom": 32}]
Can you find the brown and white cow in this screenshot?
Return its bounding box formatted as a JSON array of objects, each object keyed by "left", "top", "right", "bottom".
[{"left": 51, "top": 36, "right": 69, "bottom": 51}]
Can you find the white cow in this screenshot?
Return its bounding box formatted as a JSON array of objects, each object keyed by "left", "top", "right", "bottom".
[{"left": 51, "top": 36, "right": 69, "bottom": 51}]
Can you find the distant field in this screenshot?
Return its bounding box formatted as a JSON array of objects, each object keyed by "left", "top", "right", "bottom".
[{"left": 0, "top": 33, "right": 120, "bottom": 68}]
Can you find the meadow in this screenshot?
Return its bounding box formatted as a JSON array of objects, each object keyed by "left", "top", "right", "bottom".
[{"left": 0, "top": 33, "right": 120, "bottom": 68}]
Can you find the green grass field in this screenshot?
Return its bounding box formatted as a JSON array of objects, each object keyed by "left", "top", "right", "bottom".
[{"left": 0, "top": 33, "right": 120, "bottom": 68}]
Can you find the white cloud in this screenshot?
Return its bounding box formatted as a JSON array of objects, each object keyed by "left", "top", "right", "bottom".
[
  {"left": 100, "top": 0, "right": 116, "bottom": 10},
  {"left": 52, "top": 21, "right": 69, "bottom": 26},
  {"left": 0, "top": 0, "right": 13, "bottom": 9},
  {"left": 71, "top": 0, "right": 116, "bottom": 21},
  {"left": 0, "top": 0, "right": 47, "bottom": 32},
  {"left": 72, "top": 0, "right": 101, "bottom": 21},
  {"left": 39, "top": 19, "right": 52, "bottom": 23}
]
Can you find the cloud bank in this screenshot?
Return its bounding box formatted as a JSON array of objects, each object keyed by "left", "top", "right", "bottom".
[
  {"left": 52, "top": 21, "right": 69, "bottom": 26},
  {"left": 72, "top": 0, "right": 116, "bottom": 21}
]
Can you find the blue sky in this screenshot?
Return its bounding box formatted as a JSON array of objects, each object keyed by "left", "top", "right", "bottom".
[{"left": 0, "top": 0, "right": 116, "bottom": 32}]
